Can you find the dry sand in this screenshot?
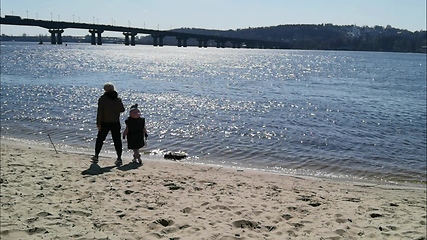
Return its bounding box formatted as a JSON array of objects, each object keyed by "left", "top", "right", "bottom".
[{"left": 1, "top": 139, "right": 426, "bottom": 240}]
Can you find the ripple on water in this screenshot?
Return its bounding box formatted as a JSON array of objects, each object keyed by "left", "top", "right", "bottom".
[{"left": 1, "top": 44, "right": 426, "bottom": 185}]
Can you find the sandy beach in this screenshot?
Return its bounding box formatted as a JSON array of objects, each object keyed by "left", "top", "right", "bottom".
[{"left": 0, "top": 139, "right": 425, "bottom": 240}]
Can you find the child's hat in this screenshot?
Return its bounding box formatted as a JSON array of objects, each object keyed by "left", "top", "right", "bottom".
[{"left": 130, "top": 104, "right": 139, "bottom": 112}]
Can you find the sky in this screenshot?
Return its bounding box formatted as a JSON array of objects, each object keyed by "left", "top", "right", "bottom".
[{"left": 1, "top": 0, "right": 426, "bottom": 37}]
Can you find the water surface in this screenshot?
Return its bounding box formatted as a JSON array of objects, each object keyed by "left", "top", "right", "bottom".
[{"left": 1, "top": 42, "right": 426, "bottom": 185}]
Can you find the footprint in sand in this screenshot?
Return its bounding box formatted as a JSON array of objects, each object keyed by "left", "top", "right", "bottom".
[
  {"left": 1, "top": 228, "right": 45, "bottom": 238},
  {"left": 232, "top": 219, "right": 259, "bottom": 229},
  {"left": 60, "top": 209, "right": 92, "bottom": 217},
  {"left": 27, "top": 227, "right": 48, "bottom": 235},
  {"left": 370, "top": 213, "right": 383, "bottom": 218},
  {"left": 36, "top": 211, "right": 53, "bottom": 217},
  {"left": 282, "top": 214, "right": 293, "bottom": 220},
  {"left": 156, "top": 218, "right": 174, "bottom": 227},
  {"left": 181, "top": 207, "right": 192, "bottom": 213}
]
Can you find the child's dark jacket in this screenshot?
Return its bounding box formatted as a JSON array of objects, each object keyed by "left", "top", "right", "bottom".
[{"left": 125, "top": 117, "right": 146, "bottom": 149}]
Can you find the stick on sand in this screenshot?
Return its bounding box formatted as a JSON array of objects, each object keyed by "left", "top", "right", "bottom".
[{"left": 47, "top": 134, "right": 58, "bottom": 154}]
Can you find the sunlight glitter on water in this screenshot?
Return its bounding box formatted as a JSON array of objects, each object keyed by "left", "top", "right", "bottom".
[{"left": 1, "top": 43, "right": 425, "bottom": 185}]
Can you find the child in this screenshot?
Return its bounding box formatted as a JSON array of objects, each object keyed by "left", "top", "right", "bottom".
[{"left": 122, "top": 104, "right": 148, "bottom": 164}]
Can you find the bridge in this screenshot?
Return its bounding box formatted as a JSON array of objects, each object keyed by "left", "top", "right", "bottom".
[{"left": 0, "top": 15, "right": 287, "bottom": 49}]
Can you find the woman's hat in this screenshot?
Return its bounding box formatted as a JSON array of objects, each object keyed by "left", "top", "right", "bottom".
[{"left": 103, "top": 82, "right": 115, "bottom": 92}]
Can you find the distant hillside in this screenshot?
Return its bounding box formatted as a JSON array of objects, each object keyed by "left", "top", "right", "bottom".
[{"left": 154, "top": 24, "right": 426, "bottom": 53}]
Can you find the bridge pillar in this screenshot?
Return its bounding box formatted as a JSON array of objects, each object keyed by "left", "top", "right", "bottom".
[
  {"left": 152, "top": 35, "right": 164, "bottom": 47},
  {"left": 215, "top": 40, "right": 226, "bottom": 48},
  {"left": 48, "top": 29, "right": 64, "bottom": 44},
  {"left": 158, "top": 36, "right": 164, "bottom": 46},
  {"left": 89, "top": 29, "right": 103, "bottom": 45},
  {"left": 123, "top": 33, "right": 130, "bottom": 46},
  {"left": 123, "top": 32, "right": 137, "bottom": 46},
  {"left": 130, "top": 34, "right": 136, "bottom": 46},
  {"left": 57, "top": 29, "right": 64, "bottom": 44},
  {"left": 197, "top": 38, "right": 208, "bottom": 48},
  {"left": 176, "top": 37, "right": 188, "bottom": 47},
  {"left": 49, "top": 29, "right": 56, "bottom": 44},
  {"left": 97, "top": 30, "right": 103, "bottom": 45},
  {"left": 131, "top": 32, "right": 138, "bottom": 46},
  {"left": 231, "top": 41, "right": 242, "bottom": 48},
  {"left": 90, "top": 31, "right": 96, "bottom": 45}
]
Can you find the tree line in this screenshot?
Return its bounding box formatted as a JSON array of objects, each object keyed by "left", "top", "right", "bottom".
[{"left": 171, "top": 24, "right": 426, "bottom": 53}]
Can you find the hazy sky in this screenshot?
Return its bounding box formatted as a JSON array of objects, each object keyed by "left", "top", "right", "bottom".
[{"left": 1, "top": 0, "right": 426, "bottom": 37}]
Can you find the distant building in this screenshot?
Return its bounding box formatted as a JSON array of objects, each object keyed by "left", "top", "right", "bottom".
[{"left": 348, "top": 25, "right": 361, "bottom": 38}]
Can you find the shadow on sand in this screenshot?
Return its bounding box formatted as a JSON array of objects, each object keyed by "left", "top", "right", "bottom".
[
  {"left": 117, "top": 162, "right": 143, "bottom": 171},
  {"left": 81, "top": 161, "right": 142, "bottom": 175},
  {"left": 81, "top": 163, "right": 115, "bottom": 176}
]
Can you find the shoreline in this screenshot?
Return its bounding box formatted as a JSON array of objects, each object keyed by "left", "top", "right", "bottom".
[
  {"left": 2, "top": 136, "right": 425, "bottom": 188},
  {"left": 1, "top": 138, "right": 426, "bottom": 239}
]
